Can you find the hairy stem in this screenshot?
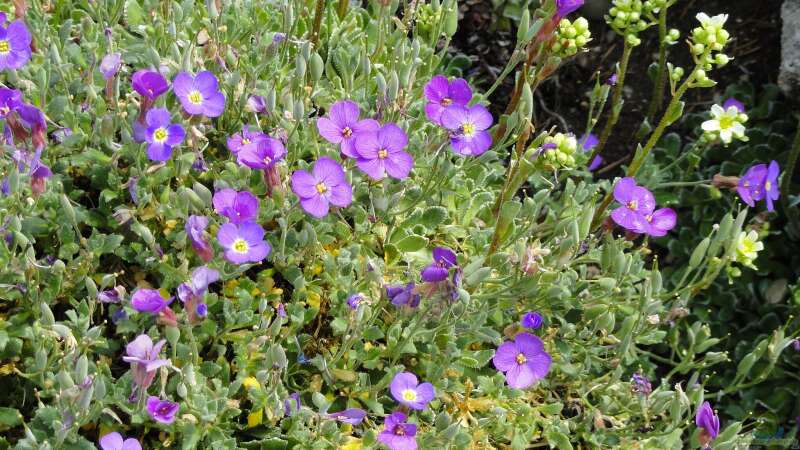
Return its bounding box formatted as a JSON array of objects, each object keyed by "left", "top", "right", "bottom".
[{"left": 646, "top": 7, "right": 669, "bottom": 121}]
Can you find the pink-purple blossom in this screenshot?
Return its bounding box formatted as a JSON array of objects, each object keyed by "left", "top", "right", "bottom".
[
  {"left": 386, "top": 283, "right": 420, "bottom": 308},
  {"left": 144, "top": 108, "right": 185, "bottom": 161},
  {"left": 173, "top": 71, "right": 226, "bottom": 117},
  {"left": 0, "top": 87, "right": 21, "bottom": 118},
  {"left": 122, "top": 334, "right": 169, "bottom": 390},
  {"left": 737, "top": 161, "right": 780, "bottom": 212},
  {"left": 390, "top": 372, "right": 435, "bottom": 410},
  {"left": 227, "top": 126, "right": 268, "bottom": 155},
  {"left": 291, "top": 157, "right": 353, "bottom": 218},
  {"left": 186, "top": 215, "right": 214, "bottom": 262},
  {"left": 131, "top": 288, "right": 172, "bottom": 314},
  {"left": 237, "top": 135, "right": 286, "bottom": 170},
  {"left": 421, "top": 247, "right": 457, "bottom": 282},
  {"left": 347, "top": 293, "right": 365, "bottom": 310},
  {"left": 213, "top": 188, "right": 259, "bottom": 224},
  {"left": 316, "top": 100, "right": 379, "bottom": 158},
  {"left": 100, "top": 53, "right": 122, "bottom": 79},
  {"left": 378, "top": 411, "right": 417, "bottom": 450},
  {"left": 556, "top": 0, "right": 584, "bottom": 17},
  {"left": 493, "top": 332, "right": 552, "bottom": 389},
  {"left": 217, "top": 221, "right": 271, "bottom": 264},
  {"left": 695, "top": 401, "right": 720, "bottom": 448},
  {"left": 723, "top": 97, "right": 745, "bottom": 113},
  {"left": 441, "top": 104, "right": 494, "bottom": 156},
  {"left": 520, "top": 311, "right": 543, "bottom": 329},
  {"left": 99, "top": 432, "right": 141, "bottom": 450},
  {"left": 424, "top": 75, "right": 472, "bottom": 125},
  {"left": 354, "top": 123, "right": 413, "bottom": 180},
  {"left": 327, "top": 408, "right": 367, "bottom": 425},
  {"left": 0, "top": 20, "right": 32, "bottom": 70},
  {"left": 131, "top": 70, "right": 169, "bottom": 100},
  {"left": 246, "top": 95, "right": 267, "bottom": 113},
  {"left": 611, "top": 177, "right": 676, "bottom": 237},
  {"left": 146, "top": 396, "right": 179, "bottom": 424}
]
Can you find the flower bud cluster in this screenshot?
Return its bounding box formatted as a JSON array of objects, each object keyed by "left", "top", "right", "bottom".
[
  {"left": 689, "top": 13, "right": 732, "bottom": 85},
  {"left": 540, "top": 133, "right": 579, "bottom": 168},
  {"left": 552, "top": 17, "right": 592, "bottom": 57},
  {"left": 606, "top": 0, "right": 652, "bottom": 46}
]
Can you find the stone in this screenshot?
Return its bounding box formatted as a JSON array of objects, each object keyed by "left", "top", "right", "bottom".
[{"left": 779, "top": 0, "right": 800, "bottom": 96}]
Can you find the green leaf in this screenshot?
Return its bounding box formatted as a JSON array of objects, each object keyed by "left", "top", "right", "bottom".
[
  {"left": 0, "top": 407, "right": 21, "bottom": 427},
  {"left": 395, "top": 235, "right": 427, "bottom": 252},
  {"left": 545, "top": 429, "right": 573, "bottom": 450},
  {"left": 420, "top": 206, "right": 448, "bottom": 229}
]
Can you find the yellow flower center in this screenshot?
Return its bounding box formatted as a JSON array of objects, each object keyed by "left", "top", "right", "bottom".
[
  {"left": 394, "top": 426, "right": 405, "bottom": 436},
  {"left": 378, "top": 149, "right": 388, "bottom": 159},
  {"left": 401, "top": 389, "right": 417, "bottom": 402},
  {"left": 516, "top": 353, "right": 526, "bottom": 364},
  {"left": 645, "top": 214, "right": 653, "bottom": 223},
  {"left": 441, "top": 97, "right": 452, "bottom": 106},
  {"left": 719, "top": 116, "right": 734, "bottom": 130},
  {"left": 342, "top": 127, "right": 353, "bottom": 137},
  {"left": 315, "top": 182, "right": 327, "bottom": 194},
  {"left": 188, "top": 90, "right": 203, "bottom": 105},
  {"left": 627, "top": 200, "right": 638, "bottom": 211},
  {"left": 263, "top": 156, "right": 272, "bottom": 165},
  {"left": 232, "top": 238, "right": 249, "bottom": 254},
  {"left": 743, "top": 181, "right": 749, "bottom": 187},
  {"left": 462, "top": 122, "right": 476, "bottom": 137},
  {"left": 153, "top": 128, "right": 168, "bottom": 143},
  {"left": 764, "top": 181, "right": 771, "bottom": 191},
  {"left": 0, "top": 40, "right": 9, "bottom": 54},
  {"left": 242, "top": 138, "right": 251, "bottom": 145}
]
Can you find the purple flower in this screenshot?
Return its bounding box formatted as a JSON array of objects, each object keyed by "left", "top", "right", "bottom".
[
  {"left": 588, "top": 155, "right": 604, "bottom": 171},
  {"left": 146, "top": 397, "right": 179, "bottom": 424},
  {"left": 611, "top": 177, "right": 676, "bottom": 237},
  {"left": 238, "top": 136, "right": 287, "bottom": 170},
  {"left": 606, "top": 73, "right": 618, "bottom": 86},
  {"left": 421, "top": 247, "right": 457, "bottom": 282},
  {"left": 386, "top": 283, "right": 420, "bottom": 308},
  {"left": 520, "top": 311, "right": 543, "bottom": 329},
  {"left": 580, "top": 133, "right": 598, "bottom": 151},
  {"left": 186, "top": 215, "right": 214, "bottom": 262},
  {"left": 327, "top": 408, "right": 367, "bottom": 425},
  {"left": 354, "top": 123, "right": 413, "bottom": 180},
  {"left": 493, "top": 332, "right": 552, "bottom": 389},
  {"left": 227, "top": 126, "right": 268, "bottom": 155},
  {"left": 52, "top": 127, "right": 72, "bottom": 143},
  {"left": 316, "top": 100, "right": 379, "bottom": 158},
  {"left": 217, "top": 221, "right": 271, "bottom": 264},
  {"left": 723, "top": 97, "right": 745, "bottom": 113},
  {"left": 98, "top": 286, "right": 124, "bottom": 303},
  {"left": 122, "top": 334, "right": 169, "bottom": 390},
  {"left": 791, "top": 339, "right": 800, "bottom": 351},
  {"left": 390, "top": 372, "right": 435, "bottom": 410},
  {"left": 695, "top": 401, "right": 720, "bottom": 447},
  {"left": 131, "top": 70, "right": 169, "bottom": 100},
  {"left": 291, "top": 157, "right": 353, "bottom": 218},
  {"left": 100, "top": 53, "right": 122, "bottom": 79},
  {"left": 29, "top": 147, "right": 52, "bottom": 195},
  {"left": 0, "top": 87, "right": 21, "bottom": 118},
  {"left": 173, "top": 71, "right": 226, "bottom": 117},
  {"left": 441, "top": 105, "right": 494, "bottom": 156},
  {"left": 246, "top": 95, "right": 267, "bottom": 113},
  {"left": 144, "top": 108, "right": 185, "bottom": 161},
  {"left": 131, "top": 288, "right": 172, "bottom": 314},
  {"left": 99, "top": 432, "right": 142, "bottom": 450},
  {"left": 424, "top": 75, "right": 472, "bottom": 125},
  {"left": 0, "top": 20, "right": 32, "bottom": 70},
  {"left": 178, "top": 266, "right": 220, "bottom": 303},
  {"left": 284, "top": 392, "right": 301, "bottom": 416},
  {"left": 1, "top": 177, "right": 9, "bottom": 196},
  {"left": 630, "top": 373, "right": 652, "bottom": 396},
  {"left": 556, "top": 0, "right": 583, "bottom": 17},
  {"left": 213, "top": 188, "right": 259, "bottom": 224},
  {"left": 347, "top": 293, "right": 365, "bottom": 310},
  {"left": 737, "top": 161, "right": 780, "bottom": 212},
  {"left": 378, "top": 411, "right": 417, "bottom": 450}
]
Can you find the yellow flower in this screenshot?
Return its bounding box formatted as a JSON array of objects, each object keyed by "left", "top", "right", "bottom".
[
  {"left": 340, "top": 437, "right": 363, "bottom": 450},
  {"left": 733, "top": 230, "right": 763, "bottom": 269},
  {"left": 247, "top": 409, "right": 263, "bottom": 428},
  {"left": 242, "top": 376, "right": 261, "bottom": 391},
  {"left": 307, "top": 292, "right": 321, "bottom": 309}
]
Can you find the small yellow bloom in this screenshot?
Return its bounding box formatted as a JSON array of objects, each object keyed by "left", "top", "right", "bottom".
[
  {"left": 247, "top": 409, "right": 263, "bottom": 428},
  {"left": 307, "top": 292, "right": 321, "bottom": 309},
  {"left": 341, "top": 437, "right": 363, "bottom": 450},
  {"left": 242, "top": 376, "right": 261, "bottom": 391}
]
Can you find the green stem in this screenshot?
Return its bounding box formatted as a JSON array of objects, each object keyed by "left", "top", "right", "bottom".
[
  {"left": 310, "top": 0, "right": 326, "bottom": 47},
  {"left": 589, "top": 42, "right": 634, "bottom": 161},
  {"left": 646, "top": 7, "right": 669, "bottom": 121},
  {"left": 654, "top": 180, "right": 711, "bottom": 189},
  {"left": 336, "top": 0, "right": 348, "bottom": 19}
]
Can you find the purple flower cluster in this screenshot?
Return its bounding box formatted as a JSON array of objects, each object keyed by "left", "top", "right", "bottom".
[
  {"left": 737, "top": 161, "right": 780, "bottom": 211},
  {"left": 212, "top": 189, "right": 271, "bottom": 264},
  {"left": 229, "top": 126, "right": 286, "bottom": 171},
  {"left": 147, "top": 396, "right": 180, "bottom": 424},
  {"left": 1, "top": 87, "right": 53, "bottom": 195},
  {"left": 493, "top": 332, "right": 552, "bottom": 389},
  {"left": 378, "top": 411, "right": 418, "bottom": 450},
  {"left": 99, "top": 432, "right": 141, "bottom": 450},
  {"left": 122, "top": 334, "right": 170, "bottom": 391},
  {"left": 696, "top": 401, "right": 720, "bottom": 448},
  {"left": 0, "top": 19, "right": 32, "bottom": 70},
  {"left": 611, "top": 177, "right": 676, "bottom": 237},
  {"left": 317, "top": 100, "right": 379, "bottom": 158},
  {"left": 378, "top": 371, "right": 435, "bottom": 450},
  {"left": 386, "top": 282, "right": 420, "bottom": 308},
  {"left": 291, "top": 157, "right": 353, "bottom": 218},
  {"left": 177, "top": 266, "right": 219, "bottom": 322},
  {"left": 424, "top": 76, "right": 494, "bottom": 156}
]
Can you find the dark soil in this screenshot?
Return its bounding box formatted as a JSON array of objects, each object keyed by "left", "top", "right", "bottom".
[{"left": 452, "top": 0, "right": 784, "bottom": 170}]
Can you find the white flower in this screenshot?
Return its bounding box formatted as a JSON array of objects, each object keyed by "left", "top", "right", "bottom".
[
  {"left": 733, "top": 230, "right": 764, "bottom": 269},
  {"left": 696, "top": 13, "right": 728, "bottom": 29},
  {"left": 701, "top": 104, "right": 748, "bottom": 145}
]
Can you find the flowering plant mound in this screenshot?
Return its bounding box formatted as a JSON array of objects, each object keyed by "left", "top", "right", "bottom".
[{"left": 0, "top": 0, "right": 794, "bottom": 449}]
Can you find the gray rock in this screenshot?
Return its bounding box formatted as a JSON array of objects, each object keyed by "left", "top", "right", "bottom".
[{"left": 780, "top": 0, "right": 800, "bottom": 96}]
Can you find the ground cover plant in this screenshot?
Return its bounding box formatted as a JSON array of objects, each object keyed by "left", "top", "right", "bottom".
[{"left": 0, "top": 0, "right": 798, "bottom": 449}]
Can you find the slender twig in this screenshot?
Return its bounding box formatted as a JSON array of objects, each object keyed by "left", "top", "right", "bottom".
[
  {"left": 646, "top": 7, "right": 670, "bottom": 121},
  {"left": 589, "top": 41, "right": 634, "bottom": 161}
]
